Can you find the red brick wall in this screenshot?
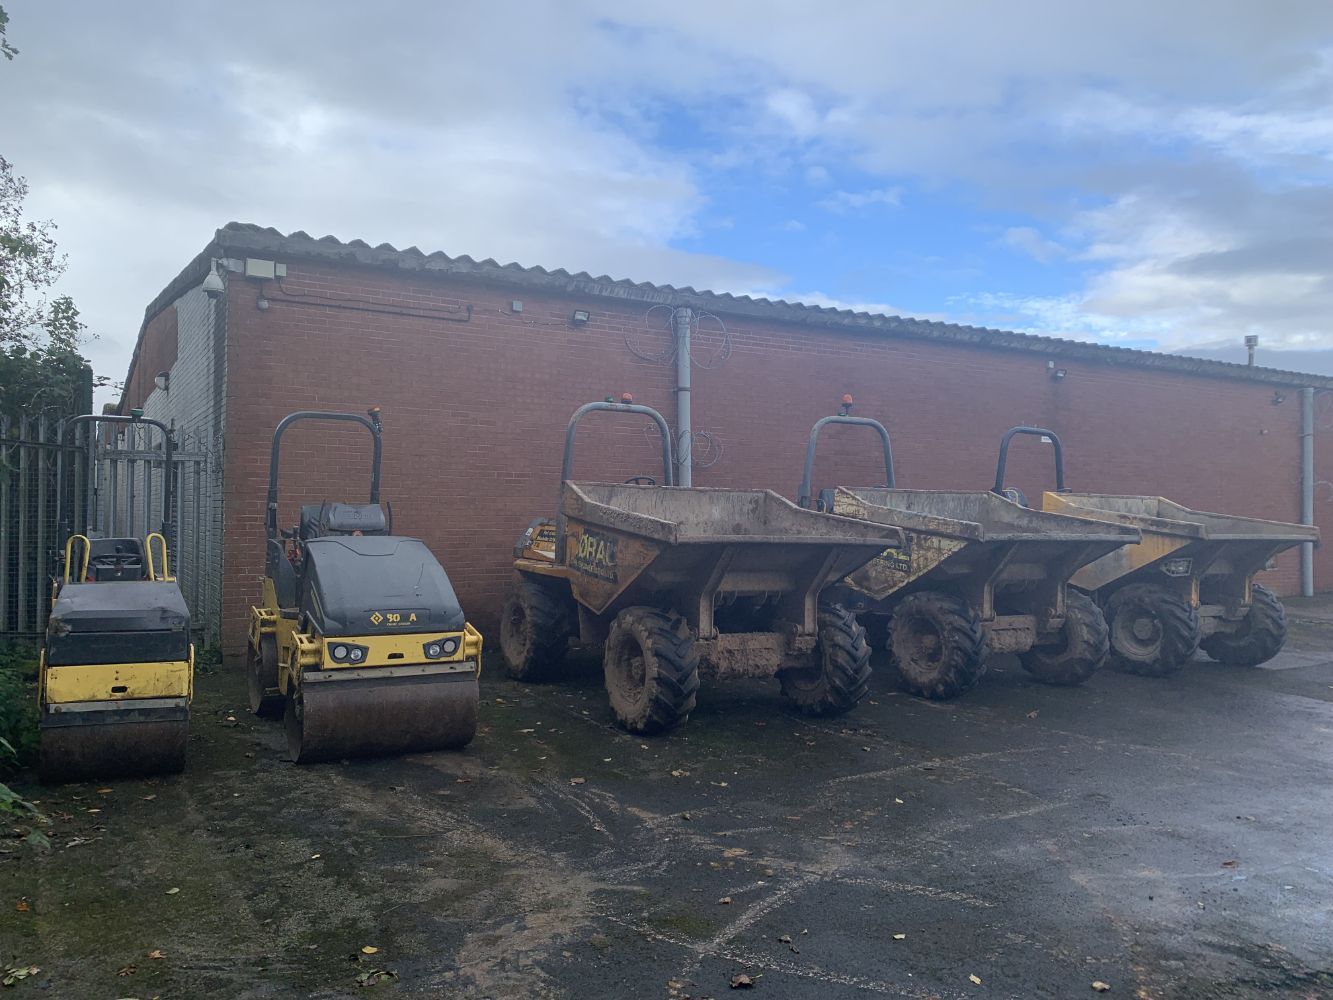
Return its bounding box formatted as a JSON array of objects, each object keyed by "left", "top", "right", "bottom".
[
  {"left": 215, "top": 261, "right": 1317, "bottom": 657},
  {"left": 123, "top": 305, "right": 178, "bottom": 411}
]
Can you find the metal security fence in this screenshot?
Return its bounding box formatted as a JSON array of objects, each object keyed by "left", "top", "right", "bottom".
[{"left": 0, "top": 413, "right": 224, "bottom": 643}]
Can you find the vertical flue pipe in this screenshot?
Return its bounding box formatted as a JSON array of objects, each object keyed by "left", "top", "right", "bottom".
[
  {"left": 1301, "top": 386, "right": 1315, "bottom": 597},
  {"left": 674, "top": 306, "right": 693, "bottom": 487}
]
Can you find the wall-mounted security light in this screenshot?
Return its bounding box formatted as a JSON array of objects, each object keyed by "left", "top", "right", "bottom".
[
  {"left": 571, "top": 309, "right": 591, "bottom": 325},
  {"left": 1273, "top": 391, "right": 1286, "bottom": 405},
  {"left": 1047, "top": 360, "right": 1067, "bottom": 381},
  {"left": 511, "top": 300, "right": 523, "bottom": 313},
  {"left": 201, "top": 259, "right": 225, "bottom": 299},
  {"left": 154, "top": 371, "right": 170, "bottom": 393}
]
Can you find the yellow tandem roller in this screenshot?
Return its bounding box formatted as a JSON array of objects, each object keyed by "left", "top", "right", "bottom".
[
  {"left": 247, "top": 408, "right": 480, "bottom": 763},
  {"left": 39, "top": 412, "right": 193, "bottom": 783}
]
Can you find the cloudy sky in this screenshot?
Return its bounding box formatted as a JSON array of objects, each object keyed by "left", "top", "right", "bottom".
[{"left": 4, "top": 1, "right": 1333, "bottom": 389}]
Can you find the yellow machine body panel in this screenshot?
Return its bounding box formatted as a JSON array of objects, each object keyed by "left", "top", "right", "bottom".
[
  {"left": 42, "top": 654, "right": 194, "bottom": 705},
  {"left": 831, "top": 491, "right": 966, "bottom": 600},
  {"left": 561, "top": 519, "right": 665, "bottom": 614},
  {"left": 318, "top": 624, "right": 483, "bottom": 672},
  {"left": 1042, "top": 491, "right": 1193, "bottom": 593}
]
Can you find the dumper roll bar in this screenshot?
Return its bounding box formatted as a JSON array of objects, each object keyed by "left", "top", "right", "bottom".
[
  {"left": 267, "top": 408, "right": 383, "bottom": 540},
  {"left": 557, "top": 400, "right": 675, "bottom": 560},
  {"left": 993, "top": 426, "right": 1067, "bottom": 496},
  {"left": 797, "top": 414, "right": 895, "bottom": 509},
  {"left": 56, "top": 412, "right": 176, "bottom": 543}
]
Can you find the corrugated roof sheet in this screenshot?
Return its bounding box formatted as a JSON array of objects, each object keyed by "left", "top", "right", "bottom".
[{"left": 124, "top": 222, "right": 1333, "bottom": 398}]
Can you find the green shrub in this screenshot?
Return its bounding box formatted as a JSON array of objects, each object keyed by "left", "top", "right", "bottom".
[{"left": 0, "top": 641, "right": 39, "bottom": 769}]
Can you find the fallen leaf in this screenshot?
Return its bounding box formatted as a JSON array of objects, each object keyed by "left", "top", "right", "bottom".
[
  {"left": 1026, "top": 710, "right": 1039, "bottom": 719},
  {"left": 730, "top": 972, "right": 756, "bottom": 989},
  {"left": 310, "top": 854, "right": 321, "bottom": 860},
  {"left": 361, "top": 946, "right": 379, "bottom": 955},
  {"left": 894, "top": 798, "right": 905, "bottom": 805},
  {"left": 97, "top": 788, "right": 113, "bottom": 794},
  {"left": 1, "top": 965, "right": 40, "bottom": 987},
  {"left": 1221, "top": 859, "right": 1238, "bottom": 868},
  {"left": 355, "top": 968, "right": 398, "bottom": 987},
  {"left": 718, "top": 896, "right": 732, "bottom": 905},
  {"left": 165, "top": 887, "right": 180, "bottom": 895},
  {"left": 1092, "top": 982, "right": 1111, "bottom": 993},
  {"left": 671, "top": 769, "right": 689, "bottom": 778},
  {"left": 722, "top": 847, "right": 747, "bottom": 858},
  {"left": 146, "top": 950, "right": 166, "bottom": 961},
  {"left": 893, "top": 933, "right": 906, "bottom": 940},
  {"left": 117, "top": 965, "right": 137, "bottom": 976},
  {"left": 142, "top": 795, "right": 156, "bottom": 801},
  {"left": 455, "top": 778, "right": 471, "bottom": 784},
  {"left": 569, "top": 777, "right": 586, "bottom": 786},
  {"left": 86, "top": 808, "right": 101, "bottom": 814},
  {"left": 777, "top": 934, "right": 792, "bottom": 944},
  {"left": 519, "top": 728, "right": 535, "bottom": 734},
  {"left": 15, "top": 899, "right": 29, "bottom": 913},
  {"left": 970, "top": 974, "right": 982, "bottom": 985}
]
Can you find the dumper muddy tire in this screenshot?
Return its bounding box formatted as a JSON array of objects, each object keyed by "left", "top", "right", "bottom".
[
  {"left": 603, "top": 607, "right": 700, "bottom": 735},
  {"left": 1200, "top": 583, "right": 1287, "bottom": 667},
  {"left": 888, "top": 592, "right": 987, "bottom": 701},
  {"left": 779, "top": 605, "right": 872, "bottom": 717},
  {"left": 248, "top": 633, "right": 285, "bottom": 718},
  {"left": 500, "top": 577, "right": 574, "bottom": 682},
  {"left": 1019, "top": 590, "right": 1108, "bottom": 686},
  {"left": 1104, "top": 583, "right": 1199, "bottom": 677}
]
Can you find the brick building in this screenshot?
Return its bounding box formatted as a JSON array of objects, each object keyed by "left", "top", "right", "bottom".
[{"left": 120, "top": 223, "right": 1333, "bottom": 662}]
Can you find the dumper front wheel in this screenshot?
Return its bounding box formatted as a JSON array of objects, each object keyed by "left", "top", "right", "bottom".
[
  {"left": 1200, "top": 584, "right": 1287, "bottom": 667},
  {"left": 501, "top": 577, "right": 574, "bottom": 681},
  {"left": 1104, "top": 583, "right": 1199, "bottom": 677},
  {"left": 604, "top": 607, "right": 700, "bottom": 735},
  {"left": 889, "top": 592, "right": 987, "bottom": 700},
  {"left": 779, "top": 606, "right": 872, "bottom": 716},
  {"left": 248, "top": 633, "right": 285, "bottom": 718},
  {"left": 1020, "top": 590, "right": 1108, "bottom": 686}
]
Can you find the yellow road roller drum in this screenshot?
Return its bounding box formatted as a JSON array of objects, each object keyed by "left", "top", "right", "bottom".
[{"left": 247, "top": 408, "right": 480, "bottom": 763}]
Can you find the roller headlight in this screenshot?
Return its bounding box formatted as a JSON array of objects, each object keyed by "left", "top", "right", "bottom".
[
  {"left": 423, "top": 636, "right": 461, "bottom": 660},
  {"left": 327, "top": 642, "right": 369, "bottom": 664}
]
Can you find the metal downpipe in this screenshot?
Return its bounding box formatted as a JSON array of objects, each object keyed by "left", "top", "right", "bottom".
[
  {"left": 1300, "top": 387, "right": 1314, "bottom": 597},
  {"left": 673, "top": 307, "right": 693, "bottom": 487}
]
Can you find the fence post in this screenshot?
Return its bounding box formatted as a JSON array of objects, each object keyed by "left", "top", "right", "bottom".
[{"left": 0, "top": 415, "right": 10, "bottom": 633}]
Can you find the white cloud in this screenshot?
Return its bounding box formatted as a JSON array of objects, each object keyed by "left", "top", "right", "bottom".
[
  {"left": 999, "top": 226, "right": 1066, "bottom": 263},
  {"left": 816, "top": 187, "right": 903, "bottom": 213}
]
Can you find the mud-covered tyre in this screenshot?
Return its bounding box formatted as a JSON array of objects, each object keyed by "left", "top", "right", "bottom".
[
  {"left": 779, "top": 605, "right": 873, "bottom": 717},
  {"left": 1200, "top": 583, "right": 1287, "bottom": 667},
  {"left": 603, "top": 607, "right": 700, "bottom": 735},
  {"left": 1104, "top": 583, "right": 1200, "bottom": 677},
  {"left": 248, "top": 633, "right": 284, "bottom": 718},
  {"left": 500, "top": 576, "right": 574, "bottom": 681},
  {"left": 1020, "top": 589, "right": 1108, "bottom": 686},
  {"left": 888, "top": 592, "right": 987, "bottom": 700}
]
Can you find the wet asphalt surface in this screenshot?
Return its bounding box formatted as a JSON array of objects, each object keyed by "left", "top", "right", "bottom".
[{"left": 3, "top": 614, "right": 1333, "bottom": 999}]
